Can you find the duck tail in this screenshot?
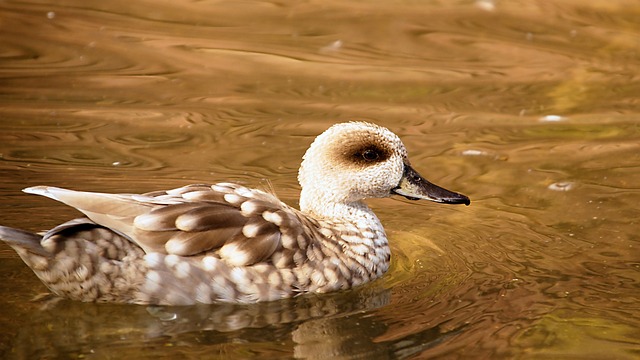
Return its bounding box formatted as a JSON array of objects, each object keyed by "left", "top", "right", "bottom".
[{"left": 0, "top": 226, "right": 49, "bottom": 257}]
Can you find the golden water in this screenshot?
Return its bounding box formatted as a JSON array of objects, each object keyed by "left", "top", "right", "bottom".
[{"left": 1, "top": 0, "right": 638, "bottom": 358}]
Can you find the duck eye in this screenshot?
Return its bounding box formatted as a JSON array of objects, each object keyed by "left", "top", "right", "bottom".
[{"left": 362, "top": 149, "right": 379, "bottom": 161}]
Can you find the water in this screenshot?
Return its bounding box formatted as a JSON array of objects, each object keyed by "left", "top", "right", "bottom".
[{"left": 1, "top": 0, "right": 639, "bottom": 358}]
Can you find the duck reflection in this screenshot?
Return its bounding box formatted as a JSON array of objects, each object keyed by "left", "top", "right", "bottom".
[{"left": 6, "top": 286, "right": 460, "bottom": 359}]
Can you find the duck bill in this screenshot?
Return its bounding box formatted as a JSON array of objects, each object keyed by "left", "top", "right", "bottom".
[{"left": 392, "top": 164, "right": 470, "bottom": 205}]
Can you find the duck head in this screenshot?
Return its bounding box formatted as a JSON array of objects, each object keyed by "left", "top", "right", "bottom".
[{"left": 298, "top": 122, "right": 469, "bottom": 216}]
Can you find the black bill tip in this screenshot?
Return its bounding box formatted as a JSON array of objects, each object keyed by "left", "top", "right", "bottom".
[{"left": 392, "top": 164, "right": 470, "bottom": 206}]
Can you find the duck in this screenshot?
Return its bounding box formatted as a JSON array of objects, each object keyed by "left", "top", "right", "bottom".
[{"left": 0, "top": 122, "right": 470, "bottom": 305}]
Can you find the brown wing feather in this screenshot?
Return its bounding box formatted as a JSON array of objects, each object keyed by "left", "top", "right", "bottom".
[
  {"left": 133, "top": 203, "right": 202, "bottom": 231},
  {"left": 136, "top": 185, "right": 309, "bottom": 266},
  {"left": 175, "top": 206, "right": 247, "bottom": 232},
  {"left": 164, "top": 227, "right": 242, "bottom": 255},
  {"left": 219, "top": 228, "right": 282, "bottom": 266},
  {"left": 26, "top": 184, "right": 311, "bottom": 267}
]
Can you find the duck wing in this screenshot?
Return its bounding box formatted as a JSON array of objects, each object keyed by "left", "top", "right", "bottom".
[{"left": 24, "top": 184, "right": 308, "bottom": 267}]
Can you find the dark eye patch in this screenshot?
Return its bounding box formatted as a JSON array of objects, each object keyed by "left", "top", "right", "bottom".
[
  {"left": 362, "top": 149, "right": 379, "bottom": 161},
  {"left": 350, "top": 145, "right": 389, "bottom": 165}
]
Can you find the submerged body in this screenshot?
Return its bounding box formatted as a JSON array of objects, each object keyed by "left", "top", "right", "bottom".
[{"left": 0, "top": 122, "right": 469, "bottom": 305}]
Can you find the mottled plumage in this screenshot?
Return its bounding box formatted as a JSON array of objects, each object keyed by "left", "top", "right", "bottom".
[{"left": 0, "top": 122, "right": 470, "bottom": 305}]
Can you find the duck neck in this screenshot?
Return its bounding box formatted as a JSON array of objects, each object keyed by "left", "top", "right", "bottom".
[{"left": 300, "top": 192, "right": 383, "bottom": 229}]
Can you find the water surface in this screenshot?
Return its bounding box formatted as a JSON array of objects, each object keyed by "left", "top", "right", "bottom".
[{"left": 1, "top": 0, "right": 639, "bottom": 358}]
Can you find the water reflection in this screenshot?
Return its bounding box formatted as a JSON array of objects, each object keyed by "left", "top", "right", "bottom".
[
  {"left": 6, "top": 282, "right": 485, "bottom": 359},
  {"left": 6, "top": 288, "right": 394, "bottom": 359}
]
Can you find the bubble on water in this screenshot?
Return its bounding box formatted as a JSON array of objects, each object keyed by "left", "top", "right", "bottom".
[
  {"left": 461, "top": 149, "right": 508, "bottom": 161},
  {"left": 462, "top": 149, "right": 486, "bottom": 156},
  {"left": 475, "top": 0, "right": 496, "bottom": 12},
  {"left": 539, "top": 114, "right": 566, "bottom": 122},
  {"left": 147, "top": 307, "right": 178, "bottom": 321},
  {"left": 320, "top": 40, "right": 343, "bottom": 53},
  {"left": 47, "top": 11, "right": 56, "bottom": 19},
  {"left": 548, "top": 182, "right": 575, "bottom": 191}
]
